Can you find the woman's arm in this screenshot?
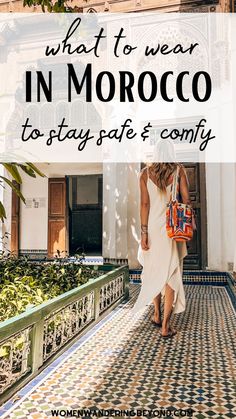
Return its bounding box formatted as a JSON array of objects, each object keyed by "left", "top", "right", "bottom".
[{"left": 140, "top": 169, "right": 150, "bottom": 250}]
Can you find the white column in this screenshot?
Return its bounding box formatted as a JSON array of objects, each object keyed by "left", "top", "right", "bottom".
[
  {"left": 127, "top": 163, "right": 141, "bottom": 269},
  {"left": 220, "top": 163, "right": 236, "bottom": 271},
  {"left": 206, "top": 163, "right": 223, "bottom": 270},
  {"left": 233, "top": 163, "right": 236, "bottom": 272},
  {"left": 234, "top": 241, "right": 236, "bottom": 272},
  {"left": 103, "top": 163, "right": 128, "bottom": 260},
  {"left": 103, "top": 162, "right": 141, "bottom": 267},
  {"left": 206, "top": 162, "right": 236, "bottom": 271}
]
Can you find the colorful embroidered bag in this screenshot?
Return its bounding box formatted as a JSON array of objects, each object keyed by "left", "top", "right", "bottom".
[{"left": 166, "top": 166, "right": 194, "bottom": 242}]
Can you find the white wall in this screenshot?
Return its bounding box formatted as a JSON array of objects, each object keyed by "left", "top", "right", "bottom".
[
  {"left": 206, "top": 163, "right": 236, "bottom": 271},
  {"left": 37, "top": 163, "right": 103, "bottom": 177},
  {"left": 20, "top": 173, "right": 48, "bottom": 251},
  {"left": 0, "top": 165, "right": 4, "bottom": 251},
  {"left": 1, "top": 168, "right": 12, "bottom": 253}
]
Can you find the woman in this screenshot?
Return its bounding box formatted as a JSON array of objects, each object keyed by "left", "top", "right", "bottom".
[{"left": 132, "top": 162, "right": 191, "bottom": 339}]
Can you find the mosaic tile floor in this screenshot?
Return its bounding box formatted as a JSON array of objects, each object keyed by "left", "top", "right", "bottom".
[{"left": 1, "top": 284, "right": 236, "bottom": 419}]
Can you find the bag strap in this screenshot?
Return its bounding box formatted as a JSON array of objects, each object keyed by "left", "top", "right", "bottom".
[{"left": 171, "top": 165, "right": 180, "bottom": 202}]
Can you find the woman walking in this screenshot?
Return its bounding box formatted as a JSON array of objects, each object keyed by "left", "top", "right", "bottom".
[{"left": 132, "top": 162, "right": 191, "bottom": 338}]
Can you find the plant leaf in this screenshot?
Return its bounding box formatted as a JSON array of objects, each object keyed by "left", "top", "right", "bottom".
[
  {"left": 0, "top": 177, "right": 25, "bottom": 203},
  {"left": 2, "top": 164, "right": 22, "bottom": 184},
  {"left": 17, "top": 164, "right": 36, "bottom": 178},
  {"left": 25, "top": 163, "right": 45, "bottom": 178},
  {"left": 0, "top": 201, "right": 6, "bottom": 221}
]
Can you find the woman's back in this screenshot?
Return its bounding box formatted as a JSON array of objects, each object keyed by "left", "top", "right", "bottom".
[
  {"left": 141, "top": 167, "right": 173, "bottom": 224},
  {"left": 131, "top": 164, "right": 188, "bottom": 316}
]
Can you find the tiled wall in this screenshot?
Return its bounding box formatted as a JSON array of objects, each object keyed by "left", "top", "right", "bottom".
[{"left": 129, "top": 269, "right": 233, "bottom": 285}]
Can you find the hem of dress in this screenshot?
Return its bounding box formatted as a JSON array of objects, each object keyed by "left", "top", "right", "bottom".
[{"left": 131, "top": 248, "right": 187, "bottom": 315}]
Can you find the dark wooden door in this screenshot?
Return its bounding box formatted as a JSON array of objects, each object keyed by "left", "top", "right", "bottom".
[
  {"left": 48, "top": 178, "right": 67, "bottom": 258},
  {"left": 183, "top": 163, "right": 207, "bottom": 270}
]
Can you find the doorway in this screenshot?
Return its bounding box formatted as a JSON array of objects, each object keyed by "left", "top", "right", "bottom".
[
  {"left": 67, "top": 175, "right": 103, "bottom": 255},
  {"left": 183, "top": 163, "right": 207, "bottom": 270}
]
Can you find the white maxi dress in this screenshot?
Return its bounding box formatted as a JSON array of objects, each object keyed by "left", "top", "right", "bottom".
[{"left": 131, "top": 170, "right": 187, "bottom": 315}]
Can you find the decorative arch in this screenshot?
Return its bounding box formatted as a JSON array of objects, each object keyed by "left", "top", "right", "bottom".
[
  {"left": 136, "top": 20, "right": 208, "bottom": 76},
  {"left": 71, "top": 100, "right": 84, "bottom": 125},
  {"left": 24, "top": 104, "right": 39, "bottom": 127},
  {"left": 40, "top": 103, "right": 54, "bottom": 129},
  {"left": 56, "top": 101, "right": 69, "bottom": 124},
  {"left": 87, "top": 8, "right": 97, "bottom": 13}
]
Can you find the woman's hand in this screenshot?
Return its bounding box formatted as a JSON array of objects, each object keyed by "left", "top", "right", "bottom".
[{"left": 141, "top": 233, "right": 149, "bottom": 250}]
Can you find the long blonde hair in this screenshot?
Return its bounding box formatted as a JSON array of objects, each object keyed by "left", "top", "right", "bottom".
[{"left": 149, "top": 163, "right": 178, "bottom": 191}]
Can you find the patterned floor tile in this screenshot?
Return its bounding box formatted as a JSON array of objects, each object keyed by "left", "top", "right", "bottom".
[{"left": 1, "top": 284, "right": 236, "bottom": 419}]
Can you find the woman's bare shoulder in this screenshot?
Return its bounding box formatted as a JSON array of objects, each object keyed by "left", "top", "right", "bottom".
[{"left": 139, "top": 166, "right": 148, "bottom": 181}]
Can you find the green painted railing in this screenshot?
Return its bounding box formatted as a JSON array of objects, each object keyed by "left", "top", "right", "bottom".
[{"left": 0, "top": 264, "right": 129, "bottom": 404}]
